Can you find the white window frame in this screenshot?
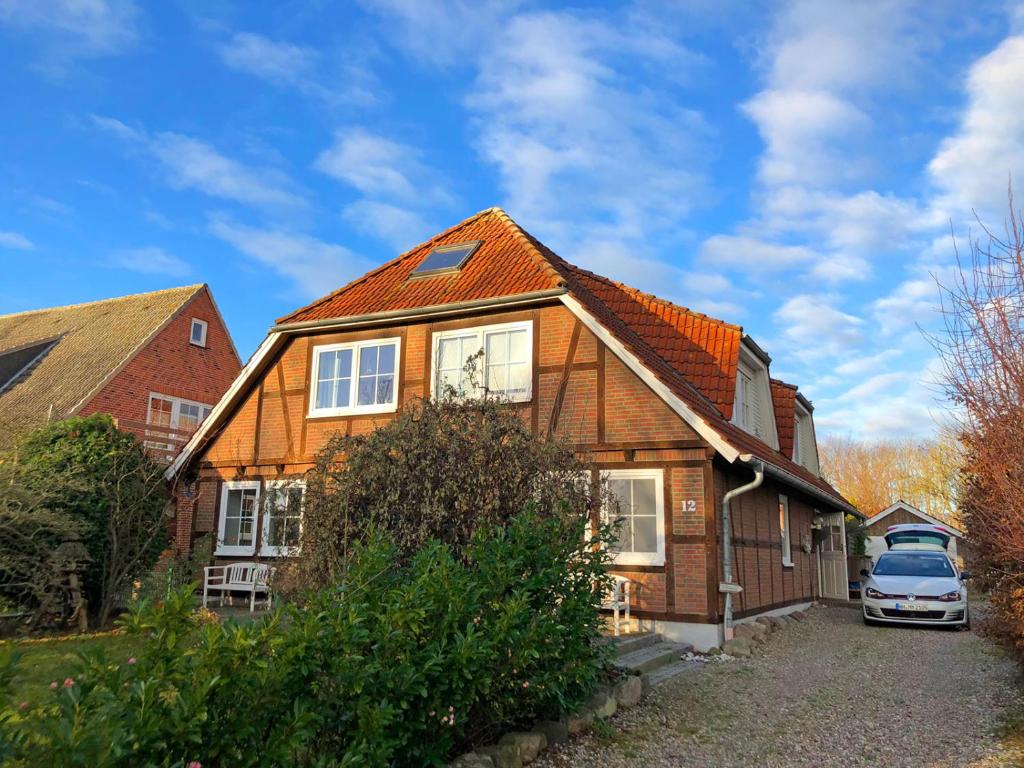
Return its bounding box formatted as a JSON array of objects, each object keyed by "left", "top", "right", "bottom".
[
  {"left": 779, "top": 493, "right": 793, "bottom": 566},
  {"left": 308, "top": 337, "right": 402, "bottom": 418},
  {"left": 190, "top": 318, "right": 208, "bottom": 347},
  {"left": 259, "top": 479, "right": 305, "bottom": 557},
  {"left": 601, "top": 468, "right": 666, "bottom": 567},
  {"left": 430, "top": 320, "right": 533, "bottom": 402},
  {"left": 735, "top": 369, "right": 752, "bottom": 430},
  {"left": 216, "top": 480, "right": 261, "bottom": 556},
  {"left": 793, "top": 413, "right": 803, "bottom": 464}
]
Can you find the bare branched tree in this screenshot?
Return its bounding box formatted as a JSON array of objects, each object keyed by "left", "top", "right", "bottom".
[{"left": 928, "top": 189, "right": 1024, "bottom": 650}]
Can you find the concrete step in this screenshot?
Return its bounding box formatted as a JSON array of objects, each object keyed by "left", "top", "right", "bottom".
[
  {"left": 609, "top": 632, "right": 661, "bottom": 658},
  {"left": 646, "top": 659, "right": 698, "bottom": 687},
  {"left": 616, "top": 641, "right": 689, "bottom": 675}
]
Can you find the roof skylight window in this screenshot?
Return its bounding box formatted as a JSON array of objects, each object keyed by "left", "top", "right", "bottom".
[{"left": 410, "top": 241, "right": 481, "bottom": 278}]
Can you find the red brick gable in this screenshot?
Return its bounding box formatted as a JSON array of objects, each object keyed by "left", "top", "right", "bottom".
[{"left": 770, "top": 379, "right": 798, "bottom": 461}]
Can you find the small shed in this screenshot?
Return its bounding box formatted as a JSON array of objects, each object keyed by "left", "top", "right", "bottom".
[{"left": 860, "top": 501, "right": 964, "bottom": 566}]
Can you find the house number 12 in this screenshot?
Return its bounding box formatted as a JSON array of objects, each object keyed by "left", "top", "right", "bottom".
[{"left": 682, "top": 500, "right": 698, "bottom": 512}]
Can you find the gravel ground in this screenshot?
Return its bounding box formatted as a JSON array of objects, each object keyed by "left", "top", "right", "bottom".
[{"left": 535, "top": 604, "right": 1024, "bottom": 768}]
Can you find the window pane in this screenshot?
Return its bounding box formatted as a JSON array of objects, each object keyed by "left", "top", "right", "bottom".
[
  {"left": 507, "top": 362, "right": 530, "bottom": 395},
  {"left": 359, "top": 345, "right": 378, "bottom": 377},
  {"left": 357, "top": 376, "right": 376, "bottom": 405},
  {"left": 508, "top": 329, "right": 528, "bottom": 361},
  {"left": 486, "top": 332, "right": 508, "bottom": 364},
  {"left": 149, "top": 398, "right": 173, "bottom": 427},
  {"left": 334, "top": 378, "right": 351, "bottom": 408},
  {"left": 318, "top": 350, "right": 336, "bottom": 381},
  {"left": 632, "top": 479, "right": 657, "bottom": 515},
  {"left": 378, "top": 343, "right": 396, "bottom": 374},
  {"left": 224, "top": 516, "right": 241, "bottom": 545},
  {"left": 486, "top": 363, "right": 508, "bottom": 393},
  {"left": 284, "top": 517, "right": 301, "bottom": 547},
  {"left": 614, "top": 517, "right": 633, "bottom": 553},
  {"left": 264, "top": 514, "right": 280, "bottom": 547},
  {"left": 608, "top": 479, "right": 631, "bottom": 506},
  {"left": 376, "top": 374, "right": 394, "bottom": 403},
  {"left": 439, "top": 338, "right": 460, "bottom": 370},
  {"left": 633, "top": 515, "right": 658, "bottom": 553},
  {"left": 338, "top": 349, "right": 352, "bottom": 378}
]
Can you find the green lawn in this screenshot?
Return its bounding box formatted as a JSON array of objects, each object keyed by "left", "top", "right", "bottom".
[{"left": 1, "top": 632, "right": 140, "bottom": 707}]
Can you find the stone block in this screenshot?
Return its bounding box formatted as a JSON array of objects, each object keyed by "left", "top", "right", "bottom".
[
  {"left": 532, "top": 720, "right": 569, "bottom": 745},
  {"left": 722, "top": 637, "right": 753, "bottom": 657},
  {"left": 451, "top": 753, "right": 495, "bottom": 768},
  {"left": 587, "top": 689, "right": 617, "bottom": 719},
  {"left": 567, "top": 709, "right": 594, "bottom": 734},
  {"left": 499, "top": 732, "right": 547, "bottom": 764},
  {"left": 479, "top": 743, "right": 522, "bottom": 768},
  {"left": 613, "top": 675, "right": 643, "bottom": 708}
]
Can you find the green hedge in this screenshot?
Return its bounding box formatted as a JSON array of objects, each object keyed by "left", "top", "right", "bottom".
[{"left": 0, "top": 510, "right": 613, "bottom": 767}]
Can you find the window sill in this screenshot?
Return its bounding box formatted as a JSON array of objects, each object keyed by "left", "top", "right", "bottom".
[
  {"left": 215, "top": 546, "right": 256, "bottom": 558},
  {"left": 189, "top": 341, "right": 207, "bottom": 349},
  {"left": 782, "top": 559, "right": 794, "bottom": 568},
  {"left": 613, "top": 555, "right": 666, "bottom": 568},
  {"left": 259, "top": 547, "right": 300, "bottom": 558},
  {"left": 307, "top": 403, "right": 399, "bottom": 419}
]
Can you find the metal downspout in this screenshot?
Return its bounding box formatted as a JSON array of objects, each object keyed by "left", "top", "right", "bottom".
[{"left": 721, "top": 458, "right": 764, "bottom": 641}]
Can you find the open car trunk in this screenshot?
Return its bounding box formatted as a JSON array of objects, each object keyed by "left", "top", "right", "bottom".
[{"left": 884, "top": 525, "right": 951, "bottom": 551}]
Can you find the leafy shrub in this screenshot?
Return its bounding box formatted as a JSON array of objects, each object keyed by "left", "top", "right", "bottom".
[
  {"left": 0, "top": 458, "right": 86, "bottom": 626},
  {"left": 0, "top": 510, "right": 614, "bottom": 767},
  {"left": 299, "top": 392, "right": 596, "bottom": 587},
  {"left": 15, "top": 414, "right": 169, "bottom": 625}
]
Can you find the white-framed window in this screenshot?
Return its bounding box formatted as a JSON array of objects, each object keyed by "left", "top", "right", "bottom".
[
  {"left": 260, "top": 480, "right": 305, "bottom": 557},
  {"left": 793, "top": 414, "right": 803, "bottom": 465},
  {"left": 431, "top": 320, "right": 532, "bottom": 401},
  {"left": 735, "top": 369, "right": 753, "bottom": 430},
  {"left": 779, "top": 493, "right": 793, "bottom": 566},
  {"left": 217, "top": 480, "right": 260, "bottom": 556},
  {"left": 601, "top": 469, "right": 665, "bottom": 566},
  {"left": 308, "top": 337, "right": 401, "bottom": 417},
  {"left": 147, "top": 393, "right": 213, "bottom": 429},
  {"left": 190, "top": 318, "right": 208, "bottom": 347}
]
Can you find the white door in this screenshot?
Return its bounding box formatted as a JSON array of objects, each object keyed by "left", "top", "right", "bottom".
[{"left": 817, "top": 511, "right": 848, "bottom": 600}]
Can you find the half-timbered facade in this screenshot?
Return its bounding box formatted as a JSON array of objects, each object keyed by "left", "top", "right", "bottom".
[{"left": 166, "top": 208, "right": 857, "bottom": 648}]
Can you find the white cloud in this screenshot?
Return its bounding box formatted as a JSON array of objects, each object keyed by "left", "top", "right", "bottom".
[
  {"left": 360, "top": 0, "right": 520, "bottom": 68},
  {"left": 341, "top": 200, "right": 433, "bottom": 252},
  {"left": 111, "top": 246, "right": 191, "bottom": 276},
  {"left": 217, "top": 32, "right": 377, "bottom": 106},
  {"left": 928, "top": 35, "right": 1024, "bottom": 219},
  {"left": 834, "top": 348, "right": 901, "bottom": 377},
  {"left": 700, "top": 234, "right": 815, "bottom": 270},
  {"left": 219, "top": 32, "right": 317, "bottom": 83},
  {"left": 315, "top": 129, "right": 450, "bottom": 206},
  {"left": 872, "top": 274, "right": 942, "bottom": 333},
  {"left": 0, "top": 230, "right": 33, "bottom": 250},
  {"left": 775, "top": 293, "right": 865, "bottom": 356},
  {"left": 465, "top": 11, "right": 710, "bottom": 258},
  {"left": 0, "top": 0, "right": 138, "bottom": 71},
  {"left": 93, "top": 115, "right": 305, "bottom": 210},
  {"left": 209, "top": 216, "right": 373, "bottom": 297}
]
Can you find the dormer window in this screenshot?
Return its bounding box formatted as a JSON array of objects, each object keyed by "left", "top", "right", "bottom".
[
  {"left": 190, "top": 318, "right": 208, "bottom": 347},
  {"left": 793, "top": 399, "right": 819, "bottom": 475},
  {"left": 731, "top": 339, "right": 779, "bottom": 450},
  {"left": 410, "top": 241, "right": 481, "bottom": 278}
]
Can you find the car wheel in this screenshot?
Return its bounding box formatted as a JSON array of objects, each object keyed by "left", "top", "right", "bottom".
[{"left": 962, "top": 606, "right": 971, "bottom": 631}]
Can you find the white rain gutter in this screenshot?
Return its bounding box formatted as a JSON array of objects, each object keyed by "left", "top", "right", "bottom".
[{"left": 721, "top": 456, "right": 764, "bottom": 639}]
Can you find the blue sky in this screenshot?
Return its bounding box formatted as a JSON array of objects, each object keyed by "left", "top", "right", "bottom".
[{"left": 2, "top": 0, "right": 1023, "bottom": 440}]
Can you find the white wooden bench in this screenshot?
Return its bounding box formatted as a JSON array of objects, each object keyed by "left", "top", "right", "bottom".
[
  {"left": 202, "top": 562, "right": 275, "bottom": 612},
  {"left": 602, "top": 575, "right": 632, "bottom": 636}
]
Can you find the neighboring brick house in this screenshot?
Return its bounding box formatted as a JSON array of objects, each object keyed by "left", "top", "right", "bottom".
[
  {"left": 0, "top": 284, "right": 241, "bottom": 462},
  {"left": 166, "top": 209, "right": 858, "bottom": 649}
]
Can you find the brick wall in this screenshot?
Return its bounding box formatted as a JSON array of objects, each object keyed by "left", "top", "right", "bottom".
[{"left": 82, "top": 287, "right": 241, "bottom": 423}]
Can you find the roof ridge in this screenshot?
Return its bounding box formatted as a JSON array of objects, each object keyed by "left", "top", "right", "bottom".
[
  {"left": 487, "top": 208, "right": 569, "bottom": 289},
  {"left": 275, "top": 207, "right": 508, "bottom": 325},
  {"left": 770, "top": 378, "right": 799, "bottom": 390},
  {"left": 0, "top": 284, "right": 204, "bottom": 320},
  {"left": 564, "top": 264, "right": 743, "bottom": 332}
]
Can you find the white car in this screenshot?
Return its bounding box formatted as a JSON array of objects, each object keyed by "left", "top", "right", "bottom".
[{"left": 860, "top": 549, "right": 970, "bottom": 628}]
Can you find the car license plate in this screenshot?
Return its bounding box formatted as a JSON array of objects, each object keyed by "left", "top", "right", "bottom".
[{"left": 894, "top": 602, "right": 928, "bottom": 611}]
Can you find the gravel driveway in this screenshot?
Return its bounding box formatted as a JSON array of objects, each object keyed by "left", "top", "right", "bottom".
[{"left": 536, "top": 605, "right": 1024, "bottom": 768}]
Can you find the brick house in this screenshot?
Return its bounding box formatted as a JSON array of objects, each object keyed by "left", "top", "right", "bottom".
[
  {"left": 166, "top": 209, "right": 858, "bottom": 649},
  {"left": 0, "top": 284, "right": 241, "bottom": 462}
]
